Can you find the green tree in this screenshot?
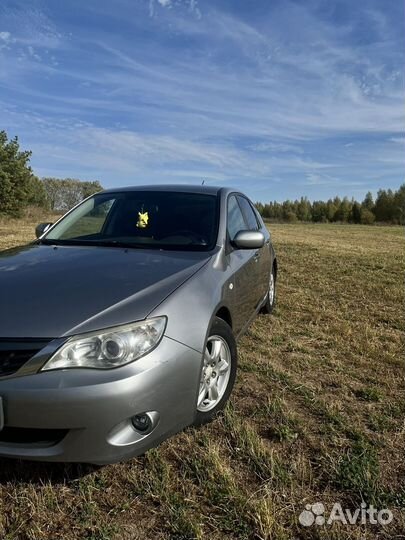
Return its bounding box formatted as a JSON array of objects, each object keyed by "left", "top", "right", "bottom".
[
  {"left": 250, "top": 185, "right": 404, "bottom": 225},
  {"left": 42, "top": 178, "right": 103, "bottom": 212},
  {"left": 362, "top": 191, "right": 374, "bottom": 212},
  {"left": 393, "top": 183, "right": 405, "bottom": 224},
  {"left": 282, "top": 200, "right": 294, "bottom": 221},
  {"left": 285, "top": 210, "right": 298, "bottom": 223},
  {"left": 374, "top": 189, "right": 395, "bottom": 222},
  {"left": 350, "top": 201, "right": 361, "bottom": 224},
  {"left": 0, "top": 130, "right": 44, "bottom": 216},
  {"left": 360, "top": 208, "right": 375, "bottom": 224},
  {"left": 312, "top": 200, "right": 328, "bottom": 222},
  {"left": 27, "top": 176, "right": 48, "bottom": 208},
  {"left": 334, "top": 197, "right": 352, "bottom": 222},
  {"left": 326, "top": 199, "right": 338, "bottom": 222},
  {"left": 255, "top": 202, "right": 264, "bottom": 216},
  {"left": 296, "top": 196, "right": 312, "bottom": 221},
  {"left": 81, "top": 180, "right": 104, "bottom": 200}
]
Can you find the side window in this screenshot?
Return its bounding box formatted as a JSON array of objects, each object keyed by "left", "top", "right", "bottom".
[
  {"left": 237, "top": 196, "right": 259, "bottom": 230},
  {"left": 227, "top": 195, "right": 247, "bottom": 241},
  {"left": 253, "top": 206, "right": 265, "bottom": 229},
  {"left": 59, "top": 199, "right": 115, "bottom": 239}
]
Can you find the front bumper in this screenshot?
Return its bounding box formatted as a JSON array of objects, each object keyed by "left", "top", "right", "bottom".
[{"left": 0, "top": 336, "right": 202, "bottom": 464}]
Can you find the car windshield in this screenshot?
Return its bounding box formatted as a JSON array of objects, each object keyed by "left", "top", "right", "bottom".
[{"left": 42, "top": 191, "right": 219, "bottom": 251}]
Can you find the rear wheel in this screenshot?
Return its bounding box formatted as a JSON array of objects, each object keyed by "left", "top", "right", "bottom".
[
  {"left": 194, "top": 317, "right": 237, "bottom": 426},
  {"left": 261, "top": 265, "right": 276, "bottom": 314}
]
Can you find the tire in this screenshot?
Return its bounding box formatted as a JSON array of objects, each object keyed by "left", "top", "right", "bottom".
[
  {"left": 261, "top": 264, "right": 276, "bottom": 314},
  {"left": 194, "top": 317, "right": 237, "bottom": 426}
]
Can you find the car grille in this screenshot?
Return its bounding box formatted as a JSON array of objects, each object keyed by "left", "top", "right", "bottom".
[
  {"left": 0, "top": 339, "right": 51, "bottom": 377},
  {"left": 0, "top": 427, "right": 68, "bottom": 447}
]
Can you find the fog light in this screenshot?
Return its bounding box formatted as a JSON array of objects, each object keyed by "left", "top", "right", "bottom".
[{"left": 132, "top": 413, "right": 152, "bottom": 432}]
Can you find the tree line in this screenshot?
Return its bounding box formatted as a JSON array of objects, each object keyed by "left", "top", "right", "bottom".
[
  {"left": 0, "top": 129, "right": 404, "bottom": 223},
  {"left": 255, "top": 186, "right": 405, "bottom": 224},
  {"left": 0, "top": 130, "right": 102, "bottom": 217}
]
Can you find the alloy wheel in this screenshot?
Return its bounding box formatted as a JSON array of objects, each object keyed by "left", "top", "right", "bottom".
[{"left": 197, "top": 335, "right": 231, "bottom": 412}]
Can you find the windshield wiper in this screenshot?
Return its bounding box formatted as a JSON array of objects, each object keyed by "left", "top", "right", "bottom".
[
  {"left": 39, "top": 238, "right": 142, "bottom": 249},
  {"left": 38, "top": 238, "right": 209, "bottom": 251},
  {"left": 92, "top": 240, "right": 144, "bottom": 249}
]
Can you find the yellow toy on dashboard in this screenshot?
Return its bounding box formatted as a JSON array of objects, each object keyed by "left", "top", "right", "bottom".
[{"left": 137, "top": 211, "right": 149, "bottom": 229}]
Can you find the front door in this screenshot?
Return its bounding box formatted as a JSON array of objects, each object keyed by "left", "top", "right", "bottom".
[
  {"left": 236, "top": 195, "right": 269, "bottom": 306},
  {"left": 226, "top": 195, "right": 258, "bottom": 334}
]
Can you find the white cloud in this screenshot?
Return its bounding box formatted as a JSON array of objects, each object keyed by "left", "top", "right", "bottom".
[
  {"left": 0, "top": 0, "right": 403, "bottom": 199},
  {"left": 0, "top": 30, "right": 14, "bottom": 50},
  {"left": 3, "top": 2, "right": 402, "bottom": 139},
  {"left": 189, "top": 0, "right": 201, "bottom": 19},
  {"left": 251, "top": 142, "right": 304, "bottom": 154},
  {"left": 0, "top": 31, "right": 11, "bottom": 42},
  {"left": 305, "top": 173, "right": 365, "bottom": 188},
  {"left": 149, "top": 0, "right": 202, "bottom": 18},
  {"left": 27, "top": 45, "right": 41, "bottom": 61},
  {"left": 389, "top": 137, "right": 405, "bottom": 145}
]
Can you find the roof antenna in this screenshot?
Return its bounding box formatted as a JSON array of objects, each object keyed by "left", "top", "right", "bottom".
[{"left": 201, "top": 179, "right": 205, "bottom": 185}]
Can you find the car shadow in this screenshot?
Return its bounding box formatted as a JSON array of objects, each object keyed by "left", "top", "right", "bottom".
[{"left": 0, "top": 457, "right": 99, "bottom": 485}]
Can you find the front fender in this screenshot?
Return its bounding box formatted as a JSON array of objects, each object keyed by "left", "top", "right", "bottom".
[{"left": 148, "top": 256, "right": 231, "bottom": 354}]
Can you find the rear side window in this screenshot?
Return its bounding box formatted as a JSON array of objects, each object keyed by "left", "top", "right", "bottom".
[
  {"left": 237, "top": 196, "right": 259, "bottom": 230},
  {"left": 227, "top": 195, "right": 246, "bottom": 241},
  {"left": 253, "top": 206, "right": 265, "bottom": 229}
]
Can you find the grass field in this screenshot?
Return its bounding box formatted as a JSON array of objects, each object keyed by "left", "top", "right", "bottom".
[{"left": 0, "top": 218, "right": 404, "bottom": 540}]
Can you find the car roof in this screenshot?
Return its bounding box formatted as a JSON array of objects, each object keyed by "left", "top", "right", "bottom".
[{"left": 101, "top": 184, "right": 228, "bottom": 196}]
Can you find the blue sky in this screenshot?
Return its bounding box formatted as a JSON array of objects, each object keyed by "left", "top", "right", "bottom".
[{"left": 0, "top": 0, "right": 404, "bottom": 202}]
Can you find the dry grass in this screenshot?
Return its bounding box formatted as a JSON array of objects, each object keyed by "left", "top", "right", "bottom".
[
  {"left": 0, "top": 219, "right": 404, "bottom": 539},
  {"left": 0, "top": 212, "right": 58, "bottom": 251}
]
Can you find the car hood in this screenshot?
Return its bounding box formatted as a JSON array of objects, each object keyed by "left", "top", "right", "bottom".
[{"left": 0, "top": 244, "right": 211, "bottom": 338}]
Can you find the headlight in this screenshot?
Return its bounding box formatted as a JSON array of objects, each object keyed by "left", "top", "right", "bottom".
[{"left": 41, "top": 317, "right": 166, "bottom": 371}]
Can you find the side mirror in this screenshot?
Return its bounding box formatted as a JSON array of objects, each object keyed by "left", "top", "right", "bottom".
[
  {"left": 233, "top": 230, "right": 265, "bottom": 249},
  {"left": 35, "top": 222, "right": 53, "bottom": 239}
]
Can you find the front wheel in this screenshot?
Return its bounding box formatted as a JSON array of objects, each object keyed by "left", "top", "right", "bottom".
[{"left": 194, "top": 317, "right": 237, "bottom": 426}]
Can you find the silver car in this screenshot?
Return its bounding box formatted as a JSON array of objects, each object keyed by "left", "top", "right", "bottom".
[{"left": 0, "top": 185, "right": 277, "bottom": 464}]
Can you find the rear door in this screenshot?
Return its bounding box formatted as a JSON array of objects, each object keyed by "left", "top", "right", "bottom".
[{"left": 236, "top": 195, "right": 270, "bottom": 304}]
